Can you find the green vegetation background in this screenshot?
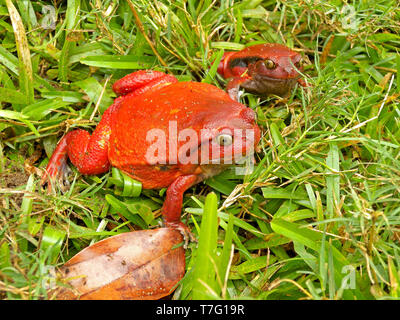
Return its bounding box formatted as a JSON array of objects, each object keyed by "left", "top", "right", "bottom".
[{"left": 0, "top": 0, "right": 400, "bottom": 300}]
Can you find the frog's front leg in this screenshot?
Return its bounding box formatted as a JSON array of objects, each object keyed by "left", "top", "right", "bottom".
[
  {"left": 162, "top": 175, "right": 198, "bottom": 243},
  {"left": 297, "top": 78, "right": 308, "bottom": 88},
  {"left": 41, "top": 98, "right": 121, "bottom": 192},
  {"left": 226, "top": 76, "right": 250, "bottom": 101},
  {"left": 112, "top": 70, "right": 178, "bottom": 97},
  {"left": 217, "top": 51, "right": 236, "bottom": 78}
]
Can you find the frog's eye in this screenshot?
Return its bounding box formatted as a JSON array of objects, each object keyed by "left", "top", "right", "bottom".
[
  {"left": 264, "top": 59, "right": 276, "bottom": 69},
  {"left": 216, "top": 134, "right": 233, "bottom": 146}
]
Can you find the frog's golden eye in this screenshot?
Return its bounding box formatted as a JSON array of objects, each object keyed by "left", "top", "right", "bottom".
[
  {"left": 264, "top": 59, "right": 276, "bottom": 69},
  {"left": 216, "top": 134, "right": 233, "bottom": 146}
]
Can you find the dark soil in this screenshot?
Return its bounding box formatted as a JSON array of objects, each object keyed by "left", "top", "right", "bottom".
[{"left": 0, "top": 160, "right": 30, "bottom": 207}]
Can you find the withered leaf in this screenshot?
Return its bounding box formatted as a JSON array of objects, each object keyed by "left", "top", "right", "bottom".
[{"left": 55, "top": 228, "right": 185, "bottom": 300}]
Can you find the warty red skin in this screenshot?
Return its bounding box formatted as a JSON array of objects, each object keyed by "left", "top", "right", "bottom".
[
  {"left": 42, "top": 70, "right": 260, "bottom": 233},
  {"left": 217, "top": 43, "right": 304, "bottom": 99}
]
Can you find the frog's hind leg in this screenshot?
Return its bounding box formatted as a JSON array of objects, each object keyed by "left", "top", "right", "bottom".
[
  {"left": 41, "top": 99, "right": 121, "bottom": 192},
  {"left": 112, "top": 70, "right": 178, "bottom": 97}
]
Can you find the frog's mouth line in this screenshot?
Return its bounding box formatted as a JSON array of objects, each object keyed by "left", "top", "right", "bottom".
[
  {"left": 252, "top": 74, "right": 301, "bottom": 84},
  {"left": 242, "top": 75, "right": 299, "bottom": 96},
  {"left": 207, "top": 152, "right": 255, "bottom": 165},
  {"left": 199, "top": 137, "right": 256, "bottom": 166},
  {"left": 205, "top": 153, "right": 256, "bottom": 177},
  {"left": 174, "top": 134, "right": 256, "bottom": 166}
]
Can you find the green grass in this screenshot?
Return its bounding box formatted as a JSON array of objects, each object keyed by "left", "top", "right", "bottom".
[{"left": 1, "top": 0, "right": 400, "bottom": 300}]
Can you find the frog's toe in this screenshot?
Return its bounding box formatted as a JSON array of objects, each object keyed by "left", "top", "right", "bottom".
[
  {"left": 165, "top": 221, "right": 197, "bottom": 248},
  {"left": 227, "top": 86, "right": 240, "bottom": 101},
  {"left": 41, "top": 160, "right": 72, "bottom": 194}
]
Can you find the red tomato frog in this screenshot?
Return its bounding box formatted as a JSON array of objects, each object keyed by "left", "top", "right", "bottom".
[
  {"left": 42, "top": 70, "right": 261, "bottom": 239},
  {"left": 217, "top": 43, "right": 306, "bottom": 100}
]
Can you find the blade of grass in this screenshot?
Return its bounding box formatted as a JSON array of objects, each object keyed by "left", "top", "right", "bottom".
[
  {"left": 326, "top": 143, "right": 340, "bottom": 218},
  {"left": 41, "top": 226, "right": 65, "bottom": 264},
  {"left": 80, "top": 55, "right": 157, "bottom": 69},
  {"left": 5, "top": 0, "right": 34, "bottom": 106},
  {"left": 0, "top": 87, "right": 28, "bottom": 104},
  {"left": 217, "top": 213, "right": 234, "bottom": 297},
  {"left": 58, "top": 0, "right": 80, "bottom": 82},
  {"left": 192, "top": 192, "right": 219, "bottom": 300}
]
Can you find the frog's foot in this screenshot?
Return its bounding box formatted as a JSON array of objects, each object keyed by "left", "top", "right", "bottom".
[
  {"left": 226, "top": 77, "right": 249, "bottom": 101},
  {"left": 40, "top": 135, "right": 71, "bottom": 193},
  {"left": 297, "top": 77, "right": 309, "bottom": 87},
  {"left": 112, "top": 70, "right": 178, "bottom": 97},
  {"left": 43, "top": 162, "right": 72, "bottom": 193},
  {"left": 165, "top": 221, "right": 197, "bottom": 248}
]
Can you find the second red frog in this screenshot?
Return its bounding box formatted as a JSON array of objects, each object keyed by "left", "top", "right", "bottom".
[{"left": 217, "top": 43, "right": 306, "bottom": 100}]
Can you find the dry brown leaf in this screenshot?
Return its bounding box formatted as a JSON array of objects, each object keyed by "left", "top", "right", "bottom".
[{"left": 54, "top": 228, "right": 185, "bottom": 300}]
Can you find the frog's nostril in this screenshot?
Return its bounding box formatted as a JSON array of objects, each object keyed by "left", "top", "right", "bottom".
[{"left": 240, "top": 108, "right": 256, "bottom": 123}]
